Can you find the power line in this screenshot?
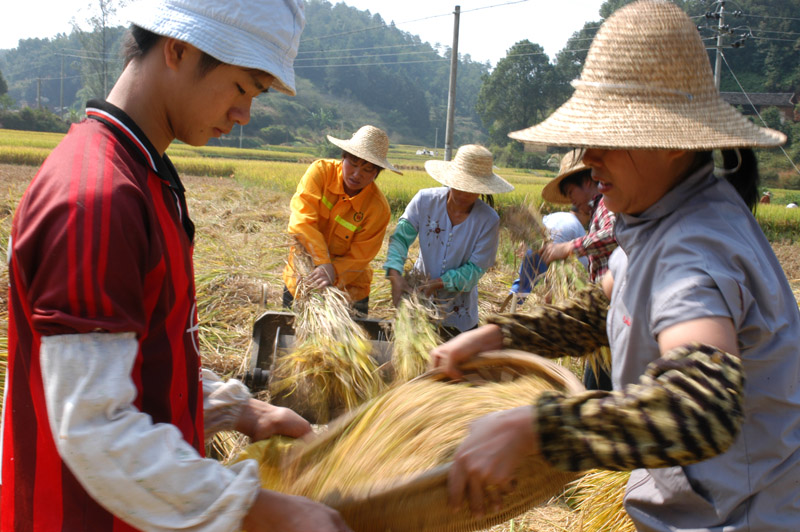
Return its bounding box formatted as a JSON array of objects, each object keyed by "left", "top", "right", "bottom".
[
  {"left": 720, "top": 51, "right": 800, "bottom": 177},
  {"left": 294, "top": 57, "right": 448, "bottom": 70},
  {"left": 296, "top": 49, "right": 441, "bottom": 63},
  {"left": 741, "top": 13, "right": 800, "bottom": 23},
  {"left": 297, "top": 42, "right": 433, "bottom": 56}
]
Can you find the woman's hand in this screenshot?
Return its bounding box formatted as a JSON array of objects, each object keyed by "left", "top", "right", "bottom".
[
  {"left": 448, "top": 406, "right": 539, "bottom": 516},
  {"left": 420, "top": 277, "right": 444, "bottom": 297},
  {"left": 308, "top": 263, "right": 335, "bottom": 289},
  {"left": 387, "top": 269, "right": 409, "bottom": 307},
  {"left": 430, "top": 324, "right": 504, "bottom": 379}
]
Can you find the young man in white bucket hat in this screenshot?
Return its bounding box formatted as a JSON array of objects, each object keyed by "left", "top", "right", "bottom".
[
  {"left": 3, "top": 1, "right": 351, "bottom": 531},
  {"left": 384, "top": 144, "right": 513, "bottom": 335},
  {"left": 433, "top": 1, "right": 798, "bottom": 531},
  {"left": 283, "top": 125, "right": 402, "bottom": 316}
]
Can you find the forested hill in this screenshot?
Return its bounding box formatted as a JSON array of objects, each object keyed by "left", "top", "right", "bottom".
[
  {"left": 0, "top": 0, "right": 798, "bottom": 162},
  {"left": 0, "top": 0, "right": 490, "bottom": 147}
]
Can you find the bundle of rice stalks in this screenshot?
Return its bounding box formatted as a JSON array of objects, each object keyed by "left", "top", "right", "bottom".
[
  {"left": 501, "top": 202, "right": 549, "bottom": 251},
  {"left": 502, "top": 201, "right": 590, "bottom": 310},
  {"left": 270, "top": 244, "right": 384, "bottom": 423},
  {"left": 238, "top": 350, "right": 584, "bottom": 532},
  {"left": 566, "top": 469, "right": 634, "bottom": 532},
  {"left": 390, "top": 275, "right": 443, "bottom": 383}
]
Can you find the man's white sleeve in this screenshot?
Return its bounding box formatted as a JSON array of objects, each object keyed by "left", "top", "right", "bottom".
[{"left": 40, "top": 332, "right": 261, "bottom": 532}]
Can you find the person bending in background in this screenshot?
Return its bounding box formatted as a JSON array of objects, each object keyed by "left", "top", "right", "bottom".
[
  {"left": 433, "top": 2, "right": 799, "bottom": 531},
  {"left": 384, "top": 145, "right": 513, "bottom": 337},
  {"left": 2, "top": 1, "right": 352, "bottom": 531},
  {"left": 537, "top": 148, "right": 617, "bottom": 390},
  {"left": 283, "top": 125, "right": 402, "bottom": 316},
  {"left": 510, "top": 205, "right": 590, "bottom": 303},
  {"left": 539, "top": 148, "right": 617, "bottom": 284}
]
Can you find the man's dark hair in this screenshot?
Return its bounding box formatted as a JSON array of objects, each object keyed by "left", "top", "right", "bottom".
[
  {"left": 121, "top": 25, "right": 223, "bottom": 76},
  {"left": 558, "top": 169, "right": 593, "bottom": 198}
]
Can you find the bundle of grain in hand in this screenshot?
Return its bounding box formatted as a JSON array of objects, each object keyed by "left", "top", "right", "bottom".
[
  {"left": 390, "top": 285, "right": 442, "bottom": 383},
  {"left": 270, "top": 244, "right": 385, "bottom": 423}
]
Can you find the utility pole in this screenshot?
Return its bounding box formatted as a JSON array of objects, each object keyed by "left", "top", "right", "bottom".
[
  {"left": 239, "top": 123, "right": 243, "bottom": 149},
  {"left": 714, "top": 0, "right": 725, "bottom": 89},
  {"left": 434, "top": 127, "right": 438, "bottom": 151},
  {"left": 60, "top": 55, "right": 64, "bottom": 120},
  {"left": 444, "top": 5, "right": 460, "bottom": 161},
  {"left": 704, "top": 1, "right": 746, "bottom": 90},
  {"left": 37, "top": 78, "right": 42, "bottom": 109}
]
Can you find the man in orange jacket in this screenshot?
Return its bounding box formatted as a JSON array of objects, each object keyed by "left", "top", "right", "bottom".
[{"left": 283, "top": 125, "right": 402, "bottom": 315}]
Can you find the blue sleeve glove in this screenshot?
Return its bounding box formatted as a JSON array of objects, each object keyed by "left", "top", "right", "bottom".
[
  {"left": 383, "top": 218, "right": 418, "bottom": 274},
  {"left": 441, "top": 261, "right": 486, "bottom": 292}
]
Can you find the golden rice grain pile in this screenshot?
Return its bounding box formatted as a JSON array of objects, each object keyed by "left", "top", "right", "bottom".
[
  {"left": 566, "top": 469, "right": 634, "bottom": 532},
  {"left": 270, "top": 244, "right": 384, "bottom": 423},
  {"left": 238, "top": 351, "right": 583, "bottom": 531},
  {"left": 283, "top": 375, "right": 555, "bottom": 501}
]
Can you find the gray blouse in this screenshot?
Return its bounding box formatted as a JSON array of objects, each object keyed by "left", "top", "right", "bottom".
[
  {"left": 607, "top": 162, "right": 800, "bottom": 531},
  {"left": 401, "top": 187, "right": 499, "bottom": 331}
]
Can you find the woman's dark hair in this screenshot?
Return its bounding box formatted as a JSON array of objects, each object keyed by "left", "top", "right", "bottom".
[
  {"left": 481, "top": 194, "right": 495, "bottom": 209},
  {"left": 341, "top": 150, "right": 383, "bottom": 178},
  {"left": 558, "top": 170, "right": 593, "bottom": 198},
  {"left": 121, "top": 25, "right": 222, "bottom": 76},
  {"left": 696, "top": 149, "right": 760, "bottom": 213}
]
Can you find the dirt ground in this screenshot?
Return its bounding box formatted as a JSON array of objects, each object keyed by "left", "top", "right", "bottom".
[{"left": 1, "top": 164, "right": 799, "bottom": 531}]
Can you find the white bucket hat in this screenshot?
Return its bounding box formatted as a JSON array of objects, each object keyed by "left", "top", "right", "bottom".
[
  {"left": 128, "top": 0, "right": 305, "bottom": 96},
  {"left": 541, "top": 149, "right": 592, "bottom": 204},
  {"left": 425, "top": 145, "right": 514, "bottom": 195},
  {"left": 509, "top": 0, "right": 786, "bottom": 150},
  {"left": 327, "top": 125, "right": 403, "bottom": 175}
]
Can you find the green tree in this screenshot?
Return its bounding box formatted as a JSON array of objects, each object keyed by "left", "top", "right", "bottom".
[
  {"left": 74, "top": 0, "right": 126, "bottom": 101},
  {"left": 475, "top": 40, "right": 556, "bottom": 146},
  {"left": 0, "top": 69, "right": 11, "bottom": 109}
]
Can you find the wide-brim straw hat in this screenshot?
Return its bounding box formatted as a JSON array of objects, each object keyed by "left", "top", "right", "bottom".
[
  {"left": 129, "top": 0, "right": 305, "bottom": 96},
  {"left": 425, "top": 145, "right": 514, "bottom": 195},
  {"left": 508, "top": 0, "right": 786, "bottom": 150},
  {"left": 327, "top": 126, "right": 403, "bottom": 175},
  {"left": 541, "top": 148, "right": 591, "bottom": 204}
]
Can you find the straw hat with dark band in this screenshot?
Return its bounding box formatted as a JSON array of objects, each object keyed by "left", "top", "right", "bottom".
[
  {"left": 509, "top": 0, "right": 786, "bottom": 150},
  {"left": 541, "top": 148, "right": 591, "bottom": 204},
  {"left": 327, "top": 125, "right": 403, "bottom": 175},
  {"left": 425, "top": 145, "right": 514, "bottom": 195}
]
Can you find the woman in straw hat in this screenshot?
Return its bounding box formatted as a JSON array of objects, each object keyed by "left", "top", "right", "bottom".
[
  {"left": 283, "top": 125, "right": 402, "bottom": 315},
  {"left": 431, "top": 1, "right": 799, "bottom": 530},
  {"left": 384, "top": 145, "right": 513, "bottom": 334}
]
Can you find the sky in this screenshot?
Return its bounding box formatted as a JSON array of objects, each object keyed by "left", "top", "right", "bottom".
[{"left": 0, "top": 0, "right": 607, "bottom": 66}]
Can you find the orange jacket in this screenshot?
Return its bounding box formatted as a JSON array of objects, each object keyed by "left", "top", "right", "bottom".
[{"left": 283, "top": 159, "right": 391, "bottom": 302}]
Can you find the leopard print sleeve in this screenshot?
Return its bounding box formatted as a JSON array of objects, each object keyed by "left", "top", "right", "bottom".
[
  {"left": 486, "top": 284, "right": 610, "bottom": 358},
  {"left": 534, "top": 343, "right": 745, "bottom": 472}
]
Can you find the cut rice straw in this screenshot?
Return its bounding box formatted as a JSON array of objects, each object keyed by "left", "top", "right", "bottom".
[
  {"left": 390, "top": 277, "right": 442, "bottom": 383},
  {"left": 270, "top": 242, "right": 385, "bottom": 423},
  {"left": 566, "top": 469, "right": 634, "bottom": 532}
]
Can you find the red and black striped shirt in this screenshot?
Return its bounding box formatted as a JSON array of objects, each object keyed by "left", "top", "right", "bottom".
[{"left": 3, "top": 100, "right": 204, "bottom": 531}]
